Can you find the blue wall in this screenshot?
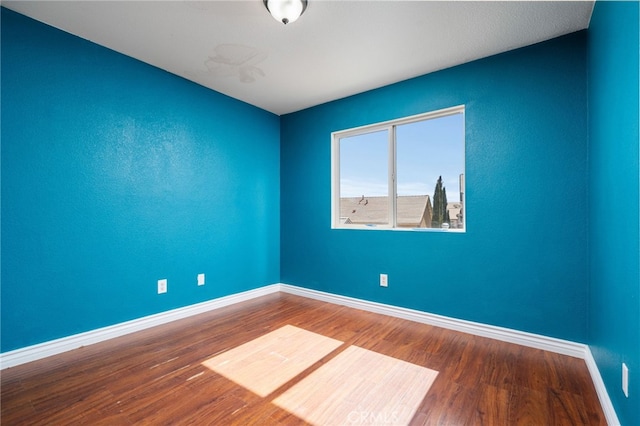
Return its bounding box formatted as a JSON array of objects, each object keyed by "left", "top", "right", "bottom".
[
  {"left": 280, "top": 32, "right": 589, "bottom": 342},
  {"left": 1, "top": 9, "right": 280, "bottom": 352},
  {"left": 3, "top": 8, "right": 639, "bottom": 424},
  {"left": 588, "top": 2, "right": 640, "bottom": 425}
]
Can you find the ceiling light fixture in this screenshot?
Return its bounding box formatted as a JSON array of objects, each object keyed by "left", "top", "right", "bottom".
[{"left": 263, "top": 0, "right": 308, "bottom": 25}]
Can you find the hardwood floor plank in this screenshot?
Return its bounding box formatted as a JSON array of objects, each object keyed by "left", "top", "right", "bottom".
[
  {"left": 413, "top": 378, "right": 480, "bottom": 425},
  {"left": 0, "top": 399, "right": 36, "bottom": 425},
  {"left": 1, "top": 293, "right": 606, "bottom": 425},
  {"left": 508, "top": 386, "right": 549, "bottom": 425},
  {"left": 547, "top": 387, "right": 591, "bottom": 425},
  {"left": 470, "top": 383, "right": 510, "bottom": 426}
]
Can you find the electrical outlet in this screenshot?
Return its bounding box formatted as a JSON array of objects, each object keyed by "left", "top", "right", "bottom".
[
  {"left": 197, "top": 273, "right": 205, "bottom": 286},
  {"left": 157, "top": 279, "right": 167, "bottom": 294},
  {"left": 622, "top": 363, "right": 629, "bottom": 397},
  {"left": 380, "top": 274, "right": 388, "bottom": 287}
]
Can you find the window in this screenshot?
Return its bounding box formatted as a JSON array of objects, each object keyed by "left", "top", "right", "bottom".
[{"left": 331, "top": 105, "right": 465, "bottom": 231}]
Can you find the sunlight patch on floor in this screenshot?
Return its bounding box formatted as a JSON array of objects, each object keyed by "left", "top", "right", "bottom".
[
  {"left": 202, "top": 324, "right": 343, "bottom": 397},
  {"left": 273, "top": 345, "right": 439, "bottom": 425}
]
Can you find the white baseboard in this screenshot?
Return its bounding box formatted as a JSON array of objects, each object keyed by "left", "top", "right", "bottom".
[
  {"left": 279, "top": 284, "right": 586, "bottom": 357},
  {"left": 0, "top": 284, "right": 280, "bottom": 370},
  {"left": 0, "top": 282, "right": 619, "bottom": 426},
  {"left": 584, "top": 347, "right": 621, "bottom": 426},
  {"left": 277, "top": 283, "right": 620, "bottom": 426}
]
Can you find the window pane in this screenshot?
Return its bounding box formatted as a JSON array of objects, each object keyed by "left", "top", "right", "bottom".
[
  {"left": 396, "top": 113, "right": 464, "bottom": 229},
  {"left": 332, "top": 106, "right": 465, "bottom": 231},
  {"left": 339, "top": 130, "right": 389, "bottom": 226}
]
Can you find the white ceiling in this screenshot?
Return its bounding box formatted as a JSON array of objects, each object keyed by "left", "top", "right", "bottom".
[{"left": 4, "top": 1, "right": 594, "bottom": 115}]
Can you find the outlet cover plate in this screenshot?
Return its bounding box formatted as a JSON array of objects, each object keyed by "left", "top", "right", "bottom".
[
  {"left": 380, "top": 274, "right": 388, "bottom": 287},
  {"left": 197, "top": 273, "right": 205, "bottom": 286},
  {"left": 623, "top": 363, "right": 629, "bottom": 397},
  {"left": 158, "top": 279, "right": 167, "bottom": 294}
]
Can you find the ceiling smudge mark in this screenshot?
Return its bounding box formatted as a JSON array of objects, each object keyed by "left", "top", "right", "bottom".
[{"left": 205, "top": 44, "right": 267, "bottom": 83}]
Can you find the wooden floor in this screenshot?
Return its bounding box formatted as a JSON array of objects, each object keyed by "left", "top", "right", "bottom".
[{"left": 1, "top": 293, "right": 606, "bottom": 425}]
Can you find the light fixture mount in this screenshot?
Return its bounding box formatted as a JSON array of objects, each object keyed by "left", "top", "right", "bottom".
[{"left": 263, "top": 0, "right": 308, "bottom": 25}]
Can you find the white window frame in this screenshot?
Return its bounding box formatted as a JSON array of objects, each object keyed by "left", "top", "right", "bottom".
[{"left": 331, "top": 105, "right": 465, "bottom": 231}]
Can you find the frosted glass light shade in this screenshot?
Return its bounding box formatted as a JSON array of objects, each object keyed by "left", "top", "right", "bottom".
[{"left": 264, "top": 0, "right": 308, "bottom": 25}]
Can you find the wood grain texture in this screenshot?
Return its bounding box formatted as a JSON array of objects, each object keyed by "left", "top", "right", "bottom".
[
  {"left": 274, "top": 345, "right": 438, "bottom": 425},
  {"left": 202, "top": 324, "right": 342, "bottom": 397},
  {"left": 1, "top": 293, "right": 606, "bottom": 425}
]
